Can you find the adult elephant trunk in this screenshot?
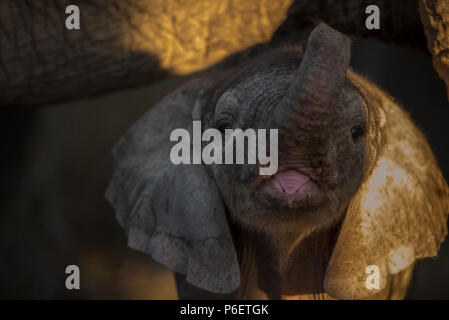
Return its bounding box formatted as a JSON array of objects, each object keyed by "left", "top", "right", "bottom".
[
  {"left": 2, "top": 1, "right": 446, "bottom": 108},
  {"left": 266, "top": 24, "right": 351, "bottom": 178}
]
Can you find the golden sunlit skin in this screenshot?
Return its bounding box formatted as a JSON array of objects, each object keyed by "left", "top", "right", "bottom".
[
  {"left": 0, "top": 0, "right": 292, "bottom": 107},
  {"left": 420, "top": 0, "right": 449, "bottom": 99},
  {"left": 324, "top": 71, "right": 449, "bottom": 299}
]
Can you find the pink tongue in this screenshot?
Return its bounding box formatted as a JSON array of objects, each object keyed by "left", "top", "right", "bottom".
[{"left": 274, "top": 170, "right": 310, "bottom": 194}]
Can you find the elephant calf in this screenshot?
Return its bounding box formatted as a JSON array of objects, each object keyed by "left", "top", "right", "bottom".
[{"left": 106, "top": 24, "right": 449, "bottom": 299}]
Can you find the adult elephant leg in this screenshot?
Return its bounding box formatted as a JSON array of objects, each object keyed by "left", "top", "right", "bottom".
[{"left": 420, "top": 0, "right": 449, "bottom": 100}]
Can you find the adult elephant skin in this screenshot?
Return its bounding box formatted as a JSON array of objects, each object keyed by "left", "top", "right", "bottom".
[{"left": 0, "top": 0, "right": 449, "bottom": 108}]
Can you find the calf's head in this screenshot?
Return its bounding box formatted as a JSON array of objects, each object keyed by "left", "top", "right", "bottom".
[
  {"left": 106, "top": 24, "right": 449, "bottom": 299},
  {"left": 201, "top": 25, "right": 371, "bottom": 235}
]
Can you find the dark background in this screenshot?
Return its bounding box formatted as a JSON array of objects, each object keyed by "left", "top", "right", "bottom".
[{"left": 0, "top": 36, "right": 448, "bottom": 299}]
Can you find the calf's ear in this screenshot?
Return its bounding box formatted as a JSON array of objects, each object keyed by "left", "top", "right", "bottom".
[
  {"left": 105, "top": 75, "right": 240, "bottom": 294},
  {"left": 324, "top": 72, "right": 449, "bottom": 299}
]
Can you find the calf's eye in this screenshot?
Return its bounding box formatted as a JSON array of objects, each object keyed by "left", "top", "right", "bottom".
[
  {"left": 351, "top": 125, "right": 365, "bottom": 140},
  {"left": 216, "top": 119, "right": 233, "bottom": 133}
]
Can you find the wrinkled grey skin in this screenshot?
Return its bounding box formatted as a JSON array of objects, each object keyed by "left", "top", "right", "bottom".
[{"left": 106, "top": 24, "right": 448, "bottom": 299}]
